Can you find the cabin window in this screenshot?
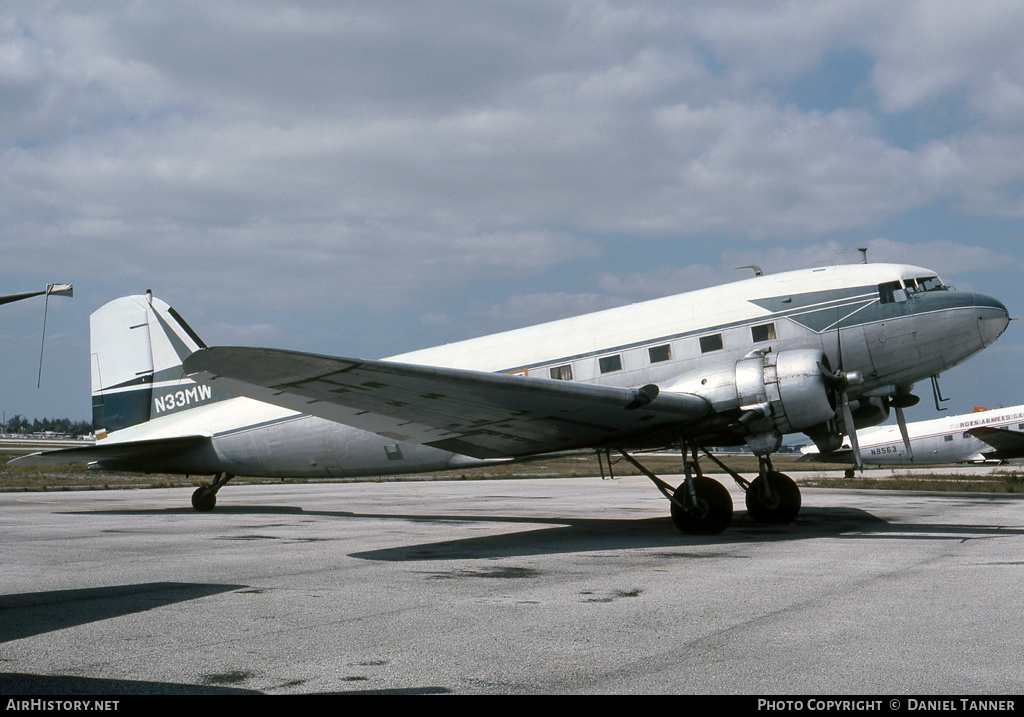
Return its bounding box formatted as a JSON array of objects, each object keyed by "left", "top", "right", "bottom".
[
  {"left": 751, "top": 323, "right": 776, "bottom": 343},
  {"left": 944, "top": 435, "right": 954, "bottom": 442},
  {"left": 599, "top": 355, "right": 622, "bottom": 374},
  {"left": 648, "top": 344, "right": 672, "bottom": 363},
  {"left": 549, "top": 364, "right": 573, "bottom": 381},
  {"left": 699, "top": 333, "right": 723, "bottom": 353}
]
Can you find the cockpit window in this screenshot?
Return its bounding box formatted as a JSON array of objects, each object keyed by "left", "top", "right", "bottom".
[
  {"left": 878, "top": 281, "right": 901, "bottom": 304},
  {"left": 880, "top": 276, "right": 947, "bottom": 303},
  {"left": 914, "top": 276, "right": 946, "bottom": 292}
]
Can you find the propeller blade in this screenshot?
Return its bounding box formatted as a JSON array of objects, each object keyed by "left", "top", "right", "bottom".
[
  {"left": 841, "top": 389, "right": 863, "bottom": 471},
  {"left": 818, "top": 362, "right": 835, "bottom": 384},
  {"left": 895, "top": 405, "right": 914, "bottom": 462}
]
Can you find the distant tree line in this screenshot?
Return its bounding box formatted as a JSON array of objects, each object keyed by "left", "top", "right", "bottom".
[{"left": 3, "top": 415, "right": 92, "bottom": 437}]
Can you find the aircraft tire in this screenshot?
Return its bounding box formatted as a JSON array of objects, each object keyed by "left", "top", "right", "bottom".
[
  {"left": 191, "top": 487, "right": 217, "bottom": 512},
  {"left": 745, "top": 471, "right": 801, "bottom": 523},
  {"left": 670, "top": 476, "right": 733, "bottom": 535}
]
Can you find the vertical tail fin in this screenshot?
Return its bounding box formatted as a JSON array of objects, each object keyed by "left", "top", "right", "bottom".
[{"left": 91, "top": 292, "right": 214, "bottom": 439}]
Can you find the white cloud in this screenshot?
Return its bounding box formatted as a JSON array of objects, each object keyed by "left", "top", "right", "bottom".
[
  {"left": 867, "top": 0, "right": 1024, "bottom": 117},
  {"left": 4, "top": 1, "right": 1024, "bottom": 420},
  {"left": 6, "top": 1, "right": 1024, "bottom": 259}
]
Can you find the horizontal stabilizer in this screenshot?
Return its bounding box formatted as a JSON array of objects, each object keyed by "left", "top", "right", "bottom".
[
  {"left": 8, "top": 435, "right": 211, "bottom": 470},
  {"left": 966, "top": 426, "right": 1024, "bottom": 459},
  {"left": 796, "top": 449, "right": 854, "bottom": 464}
]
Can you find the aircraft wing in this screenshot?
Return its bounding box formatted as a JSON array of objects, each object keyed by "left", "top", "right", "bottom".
[
  {"left": 966, "top": 426, "right": 1024, "bottom": 459},
  {"left": 8, "top": 435, "right": 211, "bottom": 470},
  {"left": 183, "top": 347, "right": 711, "bottom": 459}
]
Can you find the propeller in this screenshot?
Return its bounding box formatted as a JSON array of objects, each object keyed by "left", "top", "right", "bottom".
[
  {"left": 825, "top": 300, "right": 918, "bottom": 467},
  {"left": 824, "top": 308, "right": 865, "bottom": 470},
  {"left": 817, "top": 360, "right": 865, "bottom": 466},
  {"left": 840, "top": 390, "right": 862, "bottom": 469},
  {"left": 891, "top": 392, "right": 920, "bottom": 462},
  {"left": 836, "top": 373, "right": 865, "bottom": 470},
  {"left": 895, "top": 407, "right": 912, "bottom": 462}
]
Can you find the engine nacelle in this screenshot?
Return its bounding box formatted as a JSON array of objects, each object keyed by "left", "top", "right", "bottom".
[{"left": 665, "top": 348, "right": 836, "bottom": 436}]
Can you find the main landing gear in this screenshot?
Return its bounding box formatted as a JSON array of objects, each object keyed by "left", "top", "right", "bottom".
[
  {"left": 741, "top": 457, "right": 801, "bottom": 524},
  {"left": 191, "top": 472, "right": 234, "bottom": 512},
  {"left": 617, "top": 442, "right": 801, "bottom": 535}
]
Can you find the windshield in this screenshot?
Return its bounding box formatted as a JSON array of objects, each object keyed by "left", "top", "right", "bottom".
[
  {"left": 879, "top": 275, "right": 948, "bottom": 304},
  {"left": 914, "top": 276, "right": 946, "bottom": 292}
]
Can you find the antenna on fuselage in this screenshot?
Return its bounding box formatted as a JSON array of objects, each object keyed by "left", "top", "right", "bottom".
[
  {"left": 835, "top": 247, "right": 869, "bottom": 264},
  {"left": 735, "top": 265, "right": 763, "bottom": 277}
]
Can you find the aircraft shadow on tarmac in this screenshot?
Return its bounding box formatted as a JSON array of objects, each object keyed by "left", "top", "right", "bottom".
[
  {"left": 0, "top": 672, "right": 262, "bottom": 696},
  {"left": 0, "top": 669, "right": 452, "bottom": 696},
  {"left": 349, "top": 505, "right": 1024, "bottom": 561},
  {"left": 0, "top": 583, "right": 258, "bottom": 695},
  {"left": 0, "top": 581, "right": 245, "bottom": 643},
  {"left": 0, "top": 581, "right": 453, "bottom": 696},
  {"left": 70, "top": 503, "right": 1024, "bottom": 562}
]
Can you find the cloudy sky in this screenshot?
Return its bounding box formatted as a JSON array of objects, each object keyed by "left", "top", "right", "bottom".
[{"left": 3, "top": 0, "right": 1024, "bottom": 427}]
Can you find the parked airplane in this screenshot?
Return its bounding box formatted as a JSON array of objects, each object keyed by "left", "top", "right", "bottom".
[
  {"left": 10, "top": 263, "right": 1010, "bottom": 534},
  {"left": 801, "top": 404, "right": 1024, "bottom": 470}
]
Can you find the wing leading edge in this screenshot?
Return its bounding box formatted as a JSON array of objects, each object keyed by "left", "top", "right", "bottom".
[{"left": 183, "top": 346, "right": 711, "bottom": 459}]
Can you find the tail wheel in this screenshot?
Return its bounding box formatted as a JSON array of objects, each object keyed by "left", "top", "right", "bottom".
[
  {"left": 190, "top": 473, "right": 234, "bottom": 512},
  {"left": 191, "top": 486, "right": 217, "bottom": 512},
  {"left": 670, "top": 476, "right": 733, "bottom": 535},
  {"left": 745, "top": 471, "right": 801, "bottom": 523}
]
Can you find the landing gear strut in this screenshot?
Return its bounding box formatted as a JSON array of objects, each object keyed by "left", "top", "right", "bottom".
[
  {"left": 744, "top": 457, "right": 801, "bottom": 523},
  {"left": 191, "top": 472, "right": 234, "bottom": 512},
  {"left": 618, "top": 442, "right": 802, "bottom": 534},
  {"left": 701, "top": 451, "right": 801, "bottom": 524},
  {"left": 619, "top": 441, "right": 733, "bottom": 535},
  {"left": 671, "top": 475, "right": 734, "bottom": 535}
]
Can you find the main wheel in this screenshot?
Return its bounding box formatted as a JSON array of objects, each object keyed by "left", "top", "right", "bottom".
[
  {"left": 670, "top": 476, "right": 733, "bottom": 535},
  {"left": 745, "top": 471, "right": 801, "bottom": 523},
  {"left": 191, "top": 486, "right": 217, "bottom": 512}
]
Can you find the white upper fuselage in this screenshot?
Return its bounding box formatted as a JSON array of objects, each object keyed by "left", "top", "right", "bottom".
[{"left": 390, "top": 262, "right": 1003, "bottom": 397}]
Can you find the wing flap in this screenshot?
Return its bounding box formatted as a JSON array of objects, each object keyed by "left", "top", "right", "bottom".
[{"left": 183, "top": 347, "right": 710, "bottom": 458}]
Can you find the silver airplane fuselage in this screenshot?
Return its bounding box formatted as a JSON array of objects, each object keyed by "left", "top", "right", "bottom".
[{"left": 84, "top": 263, "right": 1007, "bottom": 479}]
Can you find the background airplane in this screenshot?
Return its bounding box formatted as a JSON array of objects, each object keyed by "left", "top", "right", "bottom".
[
  {"left": 10, "top": 263, "right": 1010, "bottom": 534},
  {"left": 801, "top": 404, "right": 1024, "bottom": 470}
]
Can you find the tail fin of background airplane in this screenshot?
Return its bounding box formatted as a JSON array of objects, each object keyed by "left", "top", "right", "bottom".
[{"left": 90, "top": 291, "right": 214, "bottom": 439}]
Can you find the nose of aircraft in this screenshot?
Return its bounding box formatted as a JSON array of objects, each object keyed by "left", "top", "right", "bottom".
[{"left": 975, "top": 293, "right": 1011, "bottom": 347}]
